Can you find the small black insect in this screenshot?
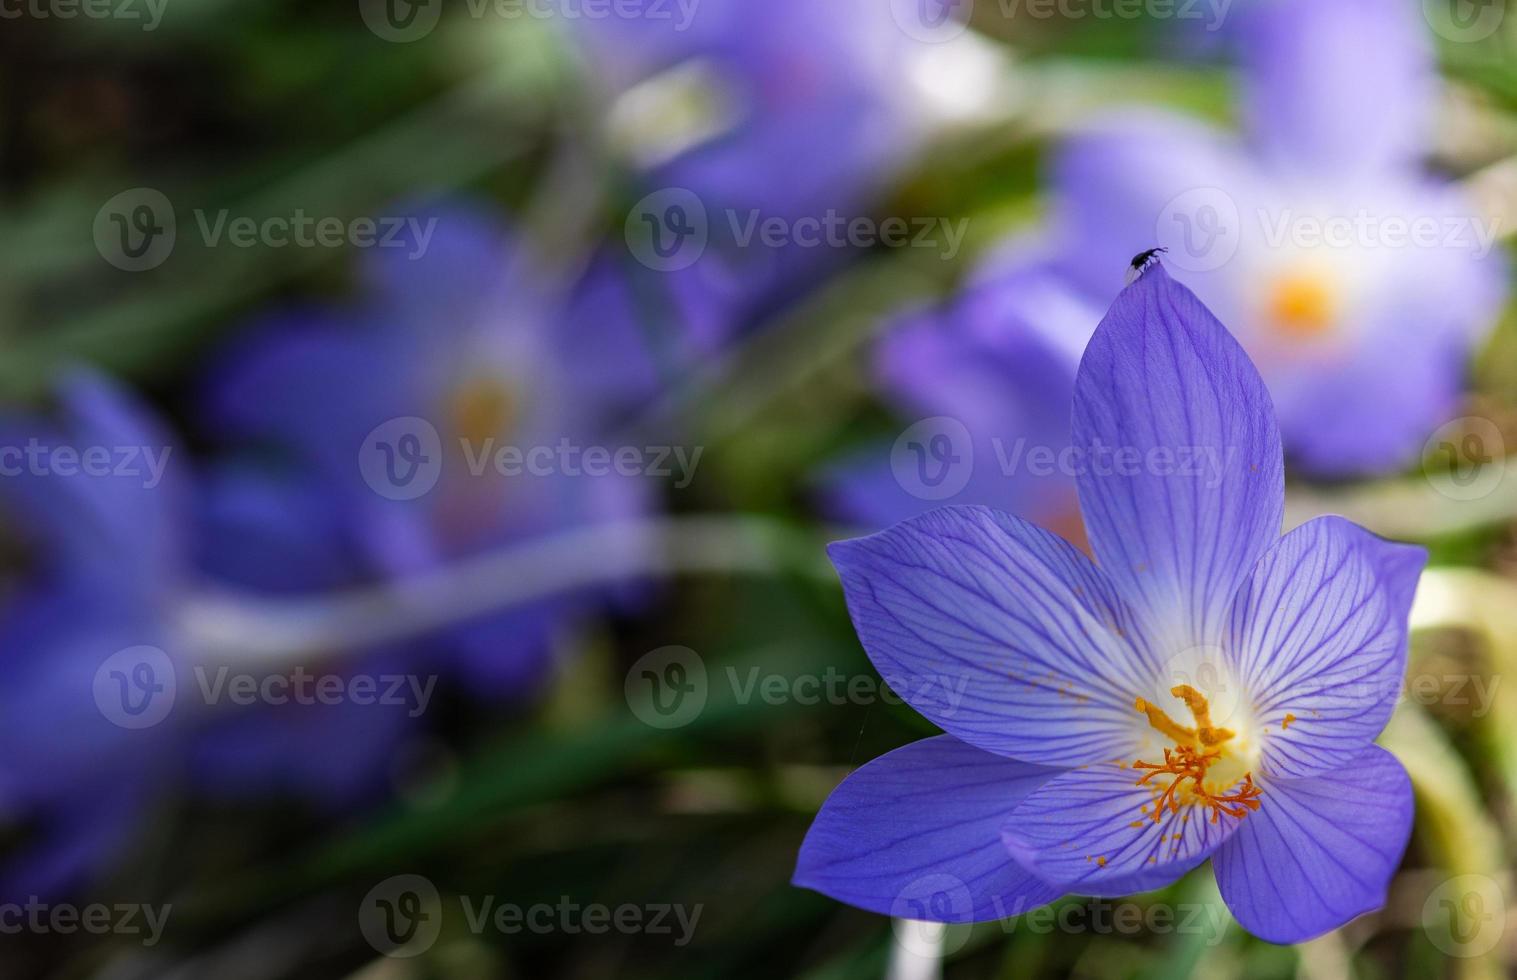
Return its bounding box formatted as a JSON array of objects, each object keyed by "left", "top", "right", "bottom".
[{"left": 1125, "top": 246, "right": 1168, "bottom": 284}]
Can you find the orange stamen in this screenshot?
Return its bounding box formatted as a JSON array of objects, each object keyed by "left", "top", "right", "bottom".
[{"left": 1130, "top": 687, "right": 1261, "bottom": 824}]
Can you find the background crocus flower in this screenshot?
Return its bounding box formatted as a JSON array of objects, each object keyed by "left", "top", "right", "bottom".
[
  {"left": 820, "top": 249, "right": 1101, "bottom": 538},
  {"left": 796, "top": 264, "right": 1425, "bottom": 943},
  {"left": 1044, "top": 0, "right": 1506, "bottom": 475},
  {"left": 0, "top": 373, "right": 187, "bottom": 897},
  {"left": 203, "top": 201, "right": 656, "bottom": 696}
]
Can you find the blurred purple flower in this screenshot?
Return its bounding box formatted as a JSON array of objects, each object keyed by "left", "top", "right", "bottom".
[
  {"left": 580, "top": 0, "right": 942, "bottom": 221},
  {"left": 1047, "top": 0, "right": 1505, "bottom": 475},
  {"left": 582, "top": 0, "right": 991, "bottom": 315},
  {"left": 820, "top": 248, "right": 1101, "bottom": 539},
  {"left": 0, "top": 373, "right": 185, "bottom": 897},
  {"left": 796, "top": 264, "right": 1423, "bottom": 944},
  {"left": 202, "top": 201, "right": 657, "bottom": 697}
]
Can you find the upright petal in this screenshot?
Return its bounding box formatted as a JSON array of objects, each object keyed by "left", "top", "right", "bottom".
[
  {"left": 1001, "top": 763, "right": 1238, "bottom": 897},
  {"left": 828, "top": 506, "right": 1156, "bottom": 766},
  {"left": 1071, "top": 264, "right": 1284, "bottom": 654},
  {"left": 1239, "top": 0, "right": 1433, "bottom": 179},
  {"left": 794, "top": 736, "right": 1063, "bottom": 922},
  {"left": 1226, "top": 517, "right": 1426, "bottom": 779},
  {"left": 1213, "top": 746, "right": 1413, "bottom": 944}
]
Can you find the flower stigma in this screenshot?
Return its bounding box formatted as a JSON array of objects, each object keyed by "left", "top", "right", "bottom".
[{"left": 1131, "top": 684, "right": 1262, "bottom": 825}]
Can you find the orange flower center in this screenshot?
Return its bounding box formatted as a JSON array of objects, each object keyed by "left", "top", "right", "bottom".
[
  {"left": 1266, "top": 269, "right": 1338, "bottom": 339},
  {"left": 1131, "top": 684, "right": 1262, "bottom": 825}
]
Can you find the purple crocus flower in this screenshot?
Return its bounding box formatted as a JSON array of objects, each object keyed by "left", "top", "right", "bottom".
[
  {"left": 579, "top": 0, "right": 943, "bottom": 224},
  {"left": 1046, "top": 0, "right": 1505, "bottom": 475},
  {"left": 0, "top": 372, "right": 186, "bottom": 897},
  {"left": 795, "top": 264, "right": 1424, "bottom": 943},
  {"left": 203, "top": 201, "right": 656, "bottom": 696}
]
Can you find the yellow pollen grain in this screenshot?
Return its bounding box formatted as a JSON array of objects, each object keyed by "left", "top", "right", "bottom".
[{"left": 1282, "top": 713, "right": 1296, "bottom": 730}]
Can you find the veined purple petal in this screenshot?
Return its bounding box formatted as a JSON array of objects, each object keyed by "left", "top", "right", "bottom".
[
  {"left": 1213, "top": 746, "right": 1413, "bottom": 944},
  {"left": 1226, "top": 517, "right": 1425, "bottom": 780},
  {"left": 794, "top": 736, "right": 1063, "bottom": 922},
  {"left": 1001, "top": 763, "right": 1238, "bottom": 896},
  {"left": 1071, "top": 264, "right": 1284, "bottom": 656},
  {"left": 828, "top": 506, "right": 1156, "bottom": 766},
  {"left": 1239, "top": 0, "right": 1433, "bottom": 180}
]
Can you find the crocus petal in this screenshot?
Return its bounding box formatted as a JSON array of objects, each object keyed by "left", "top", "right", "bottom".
[
  {"left": 828, "top": 506, "right": 1156, "bottom": 766},
  {"left": 1071, "top": 264, "right": 1284, "bottom": 656},
  {"left": 0, "top": 371, "right": 183, "bottom": 592},
  {"left": 1239, "top": 0, "right": 1433, "bottom": 180},
  {"left": 794, "top": 735, "right": 1063, "bottom": 922},
  {"left": 1213, "top": 746, "right": 1413, "bottom": 944},
  {"left": 1226, "top": 517, "right": 1426, "bottom": 779},
  {"left": 1002, "top": 763, "right": 1238, "bottom": 896}
]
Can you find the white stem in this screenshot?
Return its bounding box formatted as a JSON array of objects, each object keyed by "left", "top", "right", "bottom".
[{"left": 175, "top": 515, "right": 829, "bottom": 668}]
